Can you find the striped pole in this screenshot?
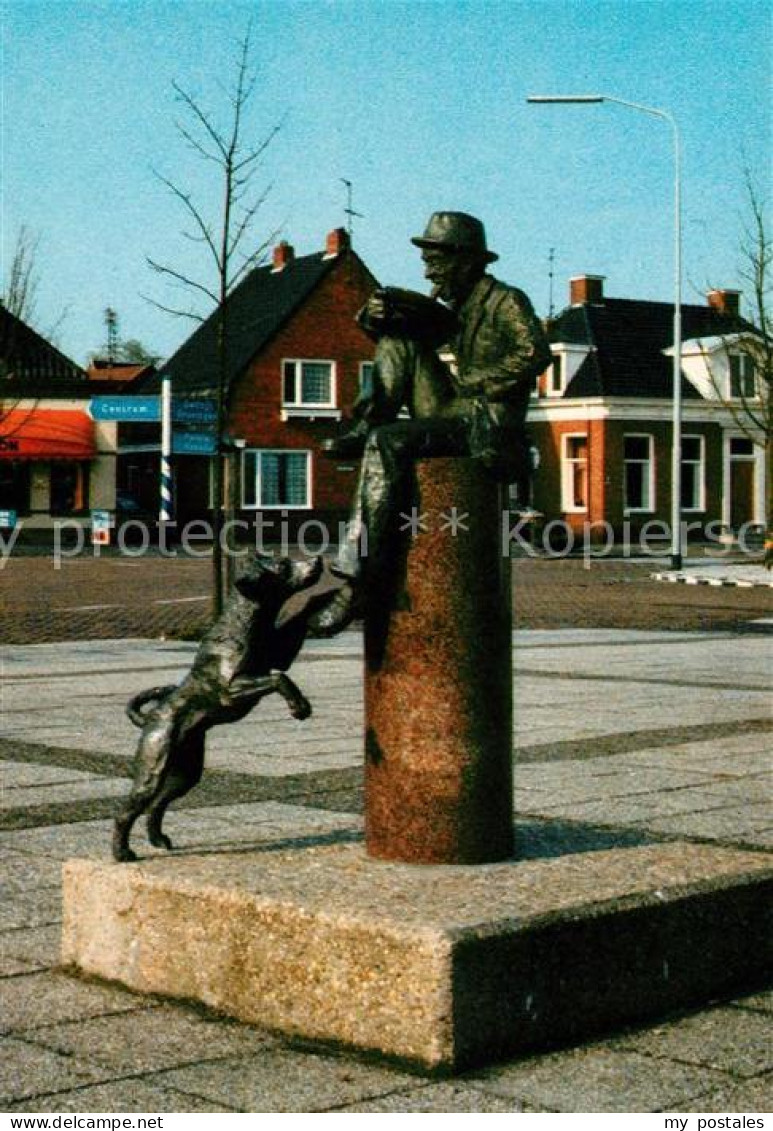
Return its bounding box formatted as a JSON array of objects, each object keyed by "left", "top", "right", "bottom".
[{"left": 160, "top": 377, "right": 173, "bottom": 525}]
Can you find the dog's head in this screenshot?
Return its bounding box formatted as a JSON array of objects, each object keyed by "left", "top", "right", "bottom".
[{"left": 234, "top": 554, "right": 323, "bottom": 605}]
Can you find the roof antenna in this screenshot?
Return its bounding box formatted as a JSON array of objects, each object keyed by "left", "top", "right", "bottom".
[
  {"left": 548, "top": 248, "right": 556, "bottom": 318},
  {"left": 104, "top": 307, "right": 119, "bottom": 364},
  {"left": 341, "top": 178, "right": 364, "bottom": 244}
]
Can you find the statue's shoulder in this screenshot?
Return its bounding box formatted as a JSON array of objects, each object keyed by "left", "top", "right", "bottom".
[{"left": 487, "top": 275, "right": 532, "bottom": 305}]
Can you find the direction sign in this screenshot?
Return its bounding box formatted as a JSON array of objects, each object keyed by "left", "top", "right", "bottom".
[
  {"left": 90, "top": 396, "right": 160, "bottom": 421},
  {"left": 172, "top": 431, "right": 218, "bottom": 456},
  {"left": 172, "top": 399, "right": 217, "bottom": 425}
]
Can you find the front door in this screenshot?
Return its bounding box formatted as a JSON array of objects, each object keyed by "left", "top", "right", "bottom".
[{"left": 728, "top": 437, "right": 756, "bottom": 530}]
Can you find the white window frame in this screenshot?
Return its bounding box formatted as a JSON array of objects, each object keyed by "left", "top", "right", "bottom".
[
  {"left": 547, "top": 351, "right": 564, "bottom": 397},
  {"left": 280, "top": 359, "right": 340, "bottom": 420},
  {"left": 681, "top": 434, "right": 705, "bottom": 513},
  {"left": 728, "top": 352, "right": 756, "bottom": 400},
  {"left": 241, "top": 448, "right": 312, "bottom": 510},
  {"left": 561, "top": 433, "right": 589, "bottom": 513},
  {"left": 623, "top": 433, "right": 655, "bottom": 514}
]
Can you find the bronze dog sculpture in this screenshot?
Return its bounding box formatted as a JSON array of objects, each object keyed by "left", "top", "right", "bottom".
[{"left": 113, "top": 554, "right": 327, "bottom": 862}]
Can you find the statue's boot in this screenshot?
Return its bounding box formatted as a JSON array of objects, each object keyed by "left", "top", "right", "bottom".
[{"left": 307, "top": 579, "right": 363, "bottom": 637}]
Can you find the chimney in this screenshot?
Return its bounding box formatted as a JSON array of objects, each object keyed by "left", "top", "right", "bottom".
[
  {"left": 707, "top": 289, "right": 741, "bottom": 316},
  {"left": 271, "top": 240, "right": 295, "bottom": 272},
  {"left": 324, "top": 227, "right": 350, "bottom": 258},
  {"left": 570, "top": 275, "right": 605, "bottom": 305}
]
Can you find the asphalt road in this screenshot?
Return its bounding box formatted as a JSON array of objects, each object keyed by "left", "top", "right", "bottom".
[{"left": 1, "top": 547, "right": 771, "bottom": 643}]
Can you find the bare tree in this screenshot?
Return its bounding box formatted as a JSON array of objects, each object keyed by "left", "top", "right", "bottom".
[
  {"left": 146, "top": 27, "right": 282, "bottom": 613},
  {"left": 704, "top": 175, "right": 772, "bottom": 564},
  {"left": 3, "top": 225, "right": 41, "bottom": 323}
]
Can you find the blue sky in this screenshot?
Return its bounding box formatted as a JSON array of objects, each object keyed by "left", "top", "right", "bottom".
[{"left": 2, "top": 0, "right": 771, "bottom": 364}]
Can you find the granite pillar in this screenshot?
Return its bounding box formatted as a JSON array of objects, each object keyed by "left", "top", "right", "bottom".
[{"left": 364, "top": 458, "right": 513, "bottom": 864}]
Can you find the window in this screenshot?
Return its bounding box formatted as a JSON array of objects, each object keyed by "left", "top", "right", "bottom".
[
  {"left": 729, "top": 354, "right": 756, "bottom": 399},
  {"left": 561, "top": 434, "right": 588, "bottom": 511},
  {"left": 282, "top": 360, "right": 335, "bottom": 408},
  {"left": 547, "top": 353, "right": 564, "bottom": 396},
  {"left": 0, "top": 461, "right": 30, "bottom": 515},
  {"left": 730, "top": 437, "right": 754, "bottom": 457},
  {"left": 242, "top": 450, "right": 311, "bottom": 509},
  {"left": 359, "top": 361, "right": 375, "bottom": 399},
  {"left": 623, "top": 435, "right": 654, "bottom": 512},
  {"left": 681, "top": 435, "right": 705, "bottom": 512},
  {"left": 50, "top": 462, "right": 89, "bottom": 516}
]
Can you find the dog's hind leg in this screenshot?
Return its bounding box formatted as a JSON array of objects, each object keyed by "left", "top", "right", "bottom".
[
  {"left": 113, "top": 709, "right": 179, "bottom": 862},
  {"left": 146, "top": 732, "right": 205, "bottom": 851}
]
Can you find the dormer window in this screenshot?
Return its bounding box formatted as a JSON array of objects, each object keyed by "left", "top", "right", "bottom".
[
  {"left": 547, "top": 352, "right": 564, "bottom": 396},
  {"left": 729, "top": 353, "right": 756, "bottom": 399}
]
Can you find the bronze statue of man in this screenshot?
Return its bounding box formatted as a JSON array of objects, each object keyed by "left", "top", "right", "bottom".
[{"left": 310, "top": 211, "right": 551, "bottom": 636}]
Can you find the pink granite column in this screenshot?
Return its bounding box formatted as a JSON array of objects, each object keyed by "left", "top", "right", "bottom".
[{"left": 364, "top": 458, "right": 513, "bottom": 864}]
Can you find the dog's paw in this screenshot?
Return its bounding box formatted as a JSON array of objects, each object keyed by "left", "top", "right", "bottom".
[
  {"left": 113, "top": 846, "right": 138, "bottom": 864},
  {"left": 291, "top": 697, "right": 312, "bottom": 720},
  {"left": 149, "top": 831, "right": 174, "bottom": 851}
]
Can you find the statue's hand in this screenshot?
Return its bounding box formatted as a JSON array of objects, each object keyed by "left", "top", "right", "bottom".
[{"left": 364, "top": 292, "right": 387, "bottom": 322}]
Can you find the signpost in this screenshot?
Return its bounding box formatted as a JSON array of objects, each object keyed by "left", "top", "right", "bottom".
[
  {"left": 89, "top": 394, "right": 219, "bottom": 526},
  {"left": 173, "top": 399, "right": 217, "bottom": 425},
  {"left": 89, "top": 396, "right": 161, "bottom": 422},
  {"left": 172, "top": 431, "right": 218, "bottom": 456}
]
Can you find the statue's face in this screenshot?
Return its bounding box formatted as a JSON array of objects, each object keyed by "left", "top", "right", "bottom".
[{"left": 421, "top": 247, "right": 482, "bottom": 302}]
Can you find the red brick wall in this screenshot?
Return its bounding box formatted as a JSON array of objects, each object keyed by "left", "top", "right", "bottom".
[
  {"left": 532, "top": 416, "right": 725, "bottom": 541},
  {"left": 227, "top": 250, "right": 377, "bottom": 533}
]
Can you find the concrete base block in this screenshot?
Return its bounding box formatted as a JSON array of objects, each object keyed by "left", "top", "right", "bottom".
[{"left": 62, "top": 843, "right": 773, "bottom": 1072}]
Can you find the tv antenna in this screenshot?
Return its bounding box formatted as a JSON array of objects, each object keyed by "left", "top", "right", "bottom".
[
  {"left": 104, "top": 307, "right": 119, "bottom": 364},
  {"left": 548, "top": 248, "right": 556, "bottom": 318},
  {"left": 341, "top": 178, "right": 364, "bottom": 243}
]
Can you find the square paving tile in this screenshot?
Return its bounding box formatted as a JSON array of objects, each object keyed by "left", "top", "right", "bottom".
[
  {"left": 5, "top": 1079, "right": 234, "bottom": 1114},
  {"left": 0, "top": 970, "right": 155, "bottom": 1034},
  {"left": 31, "top": 1005, "right": 275, "bottom": 1074},
  {"left": 0, "top": 1037, "right": 103, "bottom": 1105},
  {"left": 160, "top": 1048, "right": 419, "bottom": 1113},
  {"left": 614, "top": 1007, "right": 773, "bottom": 1078},
  {"left": 476, "top": 1046, "right": 727, "bottom": 1113}
]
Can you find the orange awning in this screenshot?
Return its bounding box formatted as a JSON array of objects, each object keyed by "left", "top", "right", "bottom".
[{"left": 0, "top": 408, "right": 96, "bottom": 460}]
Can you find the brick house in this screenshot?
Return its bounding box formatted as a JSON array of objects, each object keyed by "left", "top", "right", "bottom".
[
  {"left": 528, "top": 276, "right": 766, "bottom": 544},
  {"left": 142, "top": 228, "right": 378, "bottom": 535},
  {"left": 0, "top": 303, "right": 118, "bottom": 531}
]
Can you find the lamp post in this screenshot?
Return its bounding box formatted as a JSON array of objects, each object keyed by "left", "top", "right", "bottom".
[{"left": 527, "top": 94, "right": 683, "bottom": 570}]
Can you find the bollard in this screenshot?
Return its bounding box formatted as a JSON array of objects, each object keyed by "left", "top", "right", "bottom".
[{"left": 364, "top": 458, "right": 513, "bottom": 864}]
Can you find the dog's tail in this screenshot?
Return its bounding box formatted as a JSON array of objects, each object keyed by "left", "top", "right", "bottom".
[{"left": 126, "top": 685, "right": 177, "bottom": 727}]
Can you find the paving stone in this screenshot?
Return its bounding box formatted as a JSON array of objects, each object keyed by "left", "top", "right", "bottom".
[
  {"left": 0, "top": 953, "right": 45, "bottom": 977},
  {"left": 32, "top": 1005, "right": 276, "bottom": 1074},
  {"left": 159, "top": 1049, "right": 419, "bottom": 1113},
  {"left": 1, "top": 924, "right": 62, "bottom": 967},
  {"left": 0, "top": 888, "right": 62, "bottom": 931},
  {"left": 0, "top": 763, "right": 106, "bottom": 789},
  {"left": 0, "top": 852, "right": 64, "bottom": 894},
  {"left": 0, "top": 1036, "right": 103, "bottom": 1104},
  {"left": 614, "top": 1006, "right": 773, "bottom": 1078},
  {"left": 0, "top": 821, "right": 115, "bottom": 861},
  {"left": 0, "top": 780, "right": 127, "bottom": 809},
  {"left": 476, "top": 1046, "right": 728, "bottom": 1113},
  {"left": 694, "top": 1075, "right": 773, "bottom": 1112},
  {"left": 641, "top": 805, "right": 772, "bottom": 842},
  {"left": 333, "top": 1081, "right": 543, "bottom": 1112},
  {"left": 0, "top": 970, "right": 155, "bottom": 1034},
  {"left": 5, "top": 1080, "right": 235, "bottom": 1114},
  {"left": 731, "top": 989, "right": 773, "bottom": 1015}
]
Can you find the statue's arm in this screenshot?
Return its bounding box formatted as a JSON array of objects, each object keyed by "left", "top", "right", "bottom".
[{"left": 462, "top": 288, "right": 552, "bottom": 401}]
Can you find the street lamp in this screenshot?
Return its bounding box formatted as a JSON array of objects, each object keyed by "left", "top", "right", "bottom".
[{"left": 527, "top": 94, "right": 683, "bottom": 570}]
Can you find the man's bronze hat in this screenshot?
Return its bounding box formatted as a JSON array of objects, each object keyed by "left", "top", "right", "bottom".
[{"left": 411, "top": 211, "right": 498, "bottom": 263}]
